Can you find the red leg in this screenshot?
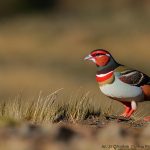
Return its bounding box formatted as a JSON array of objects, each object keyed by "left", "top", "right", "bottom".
[
  {"left": 126, "top": 109, "right": 135, "bottom": 118},
  {"left": 121, "top": 106, "right": 131, "bottom": 117},
  {"left": 120, "top": 101, "right": 137, "bottom": 118},
  {"left": 120, "top": 102, "right": 131, "bottom": 117}
]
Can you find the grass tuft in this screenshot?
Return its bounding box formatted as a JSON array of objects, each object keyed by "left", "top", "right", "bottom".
[
  {"left": 0, "top": 89, "right": 102, "bottom": 125},
  {"left": 0, "top": 89, "right": 148, "bottom": 125},
  {"left": 0, "top": 89, "right": 64, "bottom": 124}
]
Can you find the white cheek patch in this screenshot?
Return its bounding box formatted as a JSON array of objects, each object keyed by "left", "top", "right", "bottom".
[{"left": 90, "top": 58, "right": 96, "bottom": 63}]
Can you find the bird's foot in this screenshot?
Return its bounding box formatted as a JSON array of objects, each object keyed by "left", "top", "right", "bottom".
[
  {"left": 117, "top": 116, "right": 132, "bottom": 122},
  {"left": 120, "top": 101, "right": 136, "bottom": 119},
  {"left": 120, "top": 107, "right": 131, "bottom": 117},
  {"left": 120, "top": 113, "right": 129, "bottom": 118},
  {"left": 118, "top": 109, "right": 135, "bottom": 122},
  {"left": 120, "top": 109, "right": 133, "bottom": 118},
  {"left": 125, "top": 109, "right": 135, "bottom": 118}
]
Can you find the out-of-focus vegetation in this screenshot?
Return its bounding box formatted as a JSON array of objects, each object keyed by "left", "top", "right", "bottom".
[
  {"left": 1, "top": 0, "right": 150, "bottom": 15},
  {"left": 0, "top": 0, "right": 57, "bottom": 17}
]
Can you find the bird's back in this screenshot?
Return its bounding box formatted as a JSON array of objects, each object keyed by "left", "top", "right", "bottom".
[{"left": 114, "top": 65, "right": 150, "bottom": 100}]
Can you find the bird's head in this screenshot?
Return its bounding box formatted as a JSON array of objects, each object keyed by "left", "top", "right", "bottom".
[{"left": 84, "top": 49, "right": 112, "bottom": 67}]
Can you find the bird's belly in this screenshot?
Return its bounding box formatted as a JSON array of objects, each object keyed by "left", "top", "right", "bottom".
[{"left": 100, "top": 78, "right": 144, "bottom": 101}]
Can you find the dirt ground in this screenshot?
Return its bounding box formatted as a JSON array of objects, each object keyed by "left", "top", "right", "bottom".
[{"left": 0, "top": 114, "right": 149, "bottom": 150}]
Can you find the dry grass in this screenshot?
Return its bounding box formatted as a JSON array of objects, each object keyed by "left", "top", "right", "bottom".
[
  {"left": 0, "top": 89, "right": 149, "bottom": 126},
  {"left": 0, "top": 89, "right": 102, "bottom": 125},
  {"left": 65, "top": 90, "right": 100, "bottom": 121},
  {"left": 0, "top": 89, "right": 63, "bottom": 125}
]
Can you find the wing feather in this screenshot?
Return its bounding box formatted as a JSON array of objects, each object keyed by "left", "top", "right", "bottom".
[{"left": 115, "top": 66, "right": 150, "bottom": 86}]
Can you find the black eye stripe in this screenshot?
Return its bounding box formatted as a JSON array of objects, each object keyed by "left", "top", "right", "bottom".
[{"left": 93, "top": 53, "right": 105, "bottom": 56}]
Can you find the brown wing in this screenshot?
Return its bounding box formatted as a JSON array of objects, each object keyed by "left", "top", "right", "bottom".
[{"left": 119, "top": 69, "right": 150, "bottom": 87}]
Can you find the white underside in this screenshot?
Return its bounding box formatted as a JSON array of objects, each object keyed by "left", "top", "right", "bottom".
[{"left": 100, "top": 76, "right": 144, "bottom": 102}]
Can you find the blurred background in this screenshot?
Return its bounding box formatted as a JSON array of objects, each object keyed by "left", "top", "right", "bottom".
[{"left": 0, "top": 0, "right": 150, "bottom": 99}]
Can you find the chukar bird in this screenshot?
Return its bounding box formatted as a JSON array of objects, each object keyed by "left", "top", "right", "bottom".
[{"left": 84, "top": 49, "right": 150, "bottom": 121}]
